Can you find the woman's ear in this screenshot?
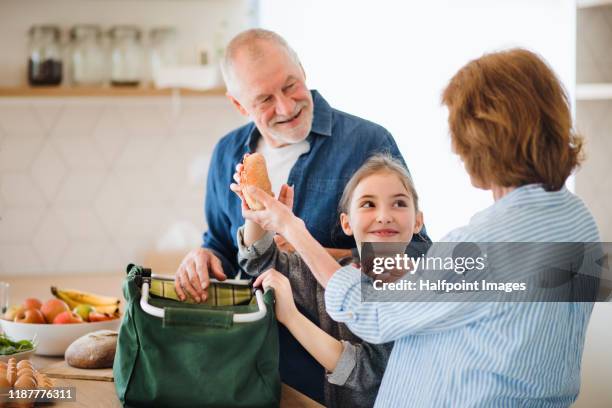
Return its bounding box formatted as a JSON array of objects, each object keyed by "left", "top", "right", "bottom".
[
  {"left": 340, "top": 213, "right": 353, "bottom": 236},
  {"left": 413, "top": 211, "right": 424, "bottom": 234}
]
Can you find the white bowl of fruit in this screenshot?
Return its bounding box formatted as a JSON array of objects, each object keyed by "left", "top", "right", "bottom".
[{"left": 0, "top": 288, "right": 121, "bottom": 356}]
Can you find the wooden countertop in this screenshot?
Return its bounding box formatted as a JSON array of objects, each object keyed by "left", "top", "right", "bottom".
[
  {"left": 29, "top": 355, "right": 321, "bottom": 407},
  {"left": 30, "top": 354, "right": 121, "bottom": 408},
  {"left": 2, "top": 272, "right": 323, "bottom": 407}
]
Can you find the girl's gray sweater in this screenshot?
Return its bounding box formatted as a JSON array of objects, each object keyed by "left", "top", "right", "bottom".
[{"left": 237, "top": 228, "right": 393, "bottom": 408}]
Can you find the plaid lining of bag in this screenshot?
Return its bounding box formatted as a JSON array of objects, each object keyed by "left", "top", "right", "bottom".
[{"left": 149, "top": 278, "right": 253, "bottom": 306}]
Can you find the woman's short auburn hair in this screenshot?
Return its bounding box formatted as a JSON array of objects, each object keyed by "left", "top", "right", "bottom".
[{"left": 441, "top": 48, "right": 583, "bottom": 191}]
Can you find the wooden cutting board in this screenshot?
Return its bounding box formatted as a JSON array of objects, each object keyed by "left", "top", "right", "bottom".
[{"left": 39, "top": 359, "right": 114, "bottom": 382}]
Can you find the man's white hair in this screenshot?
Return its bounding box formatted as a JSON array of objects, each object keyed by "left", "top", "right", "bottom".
[{"left": 220, "top": 28, "right": 302, "bottom": 97}]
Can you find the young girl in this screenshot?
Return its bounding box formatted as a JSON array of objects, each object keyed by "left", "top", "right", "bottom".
[{"left": 232, "top": 154, "right": 424, "bottom": 408}]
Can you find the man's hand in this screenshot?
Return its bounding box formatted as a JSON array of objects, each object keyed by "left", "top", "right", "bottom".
[
  {"left": 229, "top": 156, "right": 248, "bottom": 203},
  {"left": 174, "top": 248, "right": 227, "bottom": 302},
  {"left": 277, "top": 183, "right": 294, "bottom": 209}
]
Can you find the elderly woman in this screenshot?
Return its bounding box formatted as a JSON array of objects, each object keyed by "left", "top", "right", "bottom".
[
  {"left": 242, "top": 48, "right": 600, "bottom": 407},
  {"left": 321, "top": 49, "right": 600, "bottom": 406}
]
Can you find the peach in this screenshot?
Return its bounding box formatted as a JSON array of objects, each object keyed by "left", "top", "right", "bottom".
[
  {"left": 14, "top": 308, "right": 46, "bottom": 324},
  {"left": 22, "top": 298, "right": 42, "bottom": 310},
  {"left": 41, "top": 299, "right": 70, "bottom": 324},
  {"left": 53, "top": 311, "right": 83, "bottom": 324}
]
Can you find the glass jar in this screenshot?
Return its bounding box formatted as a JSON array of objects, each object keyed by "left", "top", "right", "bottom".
[
  {"left": 150, "top": 27, "right": 178, "bottom": 78},
  {"left": 109, "top": 26, "right": 143, "bottom": 86},
  {"left": 70, "top": 25, "right": 107, "bottom": 85},
  {"left": 28, "top": 25, "right": 63, "bottom": 86}
]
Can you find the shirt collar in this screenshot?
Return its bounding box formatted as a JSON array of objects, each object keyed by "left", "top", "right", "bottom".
[
  {"left": 470, "top": 184, "right": 570, "bottom": 224},
  {"left": 244, "top": 89, "right": 333, "bottom": 150}
]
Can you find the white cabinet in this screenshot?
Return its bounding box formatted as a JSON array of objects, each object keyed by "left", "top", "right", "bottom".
[
  {"left": 573, "top": 3, "right": 612, "bottom": 408},
  {"left": 575, "top": 3, "right": 612, "bottom": 241}
]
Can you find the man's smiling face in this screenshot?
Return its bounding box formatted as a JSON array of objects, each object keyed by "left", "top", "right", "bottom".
[{"left": 228, "top": 40, "right": 314, "bottom": 147}]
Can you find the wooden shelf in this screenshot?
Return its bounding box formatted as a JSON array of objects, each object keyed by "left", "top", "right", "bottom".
[
  {"left": 577, "top": 0, "right": 612, "bottom": 8},
  {"left": 576, "top": 83, "right": 612, "bottom": 100},
  {"left": 0, "top": 86, "right": 226, "bottom": 98}
]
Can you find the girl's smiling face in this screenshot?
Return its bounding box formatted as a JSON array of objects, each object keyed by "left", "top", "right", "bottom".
[{"left": 340, "top": 172, "right": 423, "bottom": 248}]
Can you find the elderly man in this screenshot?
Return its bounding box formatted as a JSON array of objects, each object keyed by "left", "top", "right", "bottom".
[{"left": 174, "top": 28, "right": 424, "bottom": 403}]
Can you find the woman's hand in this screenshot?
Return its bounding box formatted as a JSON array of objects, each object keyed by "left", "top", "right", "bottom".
[
  {"left": 253, "top": 269, "right": 298, "bottom": 325},
  {"left": 242, "top": 185, "right": 302, "bottom": 237}
]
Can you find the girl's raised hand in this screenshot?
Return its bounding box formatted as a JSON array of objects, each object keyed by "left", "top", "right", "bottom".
[{"left": 254, "top": 269, "right": 297, "bottom": 325}]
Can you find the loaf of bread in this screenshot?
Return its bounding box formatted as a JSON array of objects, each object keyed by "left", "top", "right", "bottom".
[
  {"left": 65, "top": 330, "right": 117, "bottom": 369},
  {"left": 240, "top": 153, "right": 273, "bottom": 210}
]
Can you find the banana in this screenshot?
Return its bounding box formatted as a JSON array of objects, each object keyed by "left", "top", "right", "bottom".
[
  {"left": 50, "top": 286, "right": 121, "bottom": 317},
  {"left": 50, "top": 286, "right": 82, "bottom": 309},
  {"left": 90, "top": 304, "right": 120, "bottom": 315},
  {"left": 52, "top": 287, "right": 120, "bottom": 307}
]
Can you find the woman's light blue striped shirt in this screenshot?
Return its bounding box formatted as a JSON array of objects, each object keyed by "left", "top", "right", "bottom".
[{"left": 325, "top": 184, "right": 601, "bottom": 407}]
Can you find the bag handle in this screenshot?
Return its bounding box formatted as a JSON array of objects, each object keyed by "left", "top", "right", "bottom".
[{"left": 140, "top": 280, "right": 267, "bottom": 324}]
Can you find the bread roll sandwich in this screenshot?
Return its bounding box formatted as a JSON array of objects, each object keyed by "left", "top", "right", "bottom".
[{"left": 240, "top": 153, "right": 273, "bottom": 210}]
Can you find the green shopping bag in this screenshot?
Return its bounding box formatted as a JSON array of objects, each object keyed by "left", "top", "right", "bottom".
[{"left": 113, "top": 264, "right": 281, "bottom": 407}]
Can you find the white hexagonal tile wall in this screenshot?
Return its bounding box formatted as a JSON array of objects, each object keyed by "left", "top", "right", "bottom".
[
  {"left": 0, "top": 244, "right": 44, "bottom": 275},
  {"left": 57, "top": 241, "right": 109, "bottom": 273},
  {"left": 96, "top": 241, "right": 126, "bottom": 273},
  {"left": 94, "top": 175, "right": 129, "bottom": 237},
  {"left": 30, "top": 141, "right": 68, "bottom": 202},
  {"left": 31, "top": 102, "right": 63, "bottom": 134},
  {"left": 32, "top": 211, "right": 70, "bottom": 270},
  {"left": 113, "top": 133, "right": 165, "bottom": 171},
  {"left": 0, "top": 173, "right": 47, "bottom": 208},
  {"left": 54, "top": 171, "right": 106, "bottom": 205},
  {"left": 117, "top": 206, "right": 171, "bottom": 239},
  {"left": 0, "top": 97, "right": 243, "bottom": 275},
  {"left": 119, "top": 104, "right": 171, "bottom": 136},
  {"left": 52, "top": 134, "right": 108, "bottom": 171},
  {"left": 0, "top": 105, "right": 45, "bottom": 136},
  {"left": 111, "top": 168, "right": 166, "bottom": 206},
  {"left": 50, "top": 104, "right": 104, "bottom": 139},
  {"left": 156, "top": 220, "right": 202, "bottom": 251},
  {"left": 91, "top": 107, "right": 129, "bottom": 167},
  {"left": 151, "top": 136, "right": 189, "bottom": 202},
  {"left": 0, "top": 208, "right": 44, "bottom": 244},
  {"left": 55, "top": 207, "right": 108, "bottom": 241},
  {"left": 0, "top": 134, "right": 45, "bottom": 172}
]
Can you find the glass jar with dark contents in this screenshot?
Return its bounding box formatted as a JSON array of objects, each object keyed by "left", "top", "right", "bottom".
[
  {"left": 109, "top": 26, "right": 143, "bottom": 86},
  {"left": 28, "top": 25, "right": 63, "bottom": 86}
]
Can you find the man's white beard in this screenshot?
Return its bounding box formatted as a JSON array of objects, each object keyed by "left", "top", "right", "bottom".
[
  {"left": 269, "top": 113, "right": 313, "bottom": 145},
  {"left": 268, "top": 125, "right": 311, "bottom": 144}
]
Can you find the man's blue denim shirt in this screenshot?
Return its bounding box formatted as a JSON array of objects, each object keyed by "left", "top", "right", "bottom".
[
  {"left": 202, "top": 90, "right": 427, "bottom": 403},
  {"left": 203, "top": 90, "right": 426, "bottom": 275}
]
